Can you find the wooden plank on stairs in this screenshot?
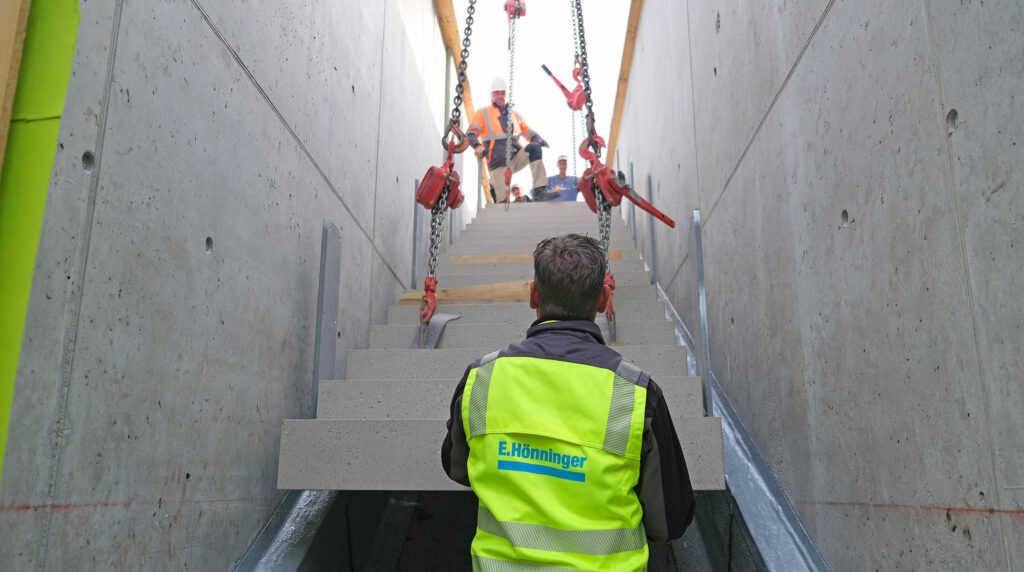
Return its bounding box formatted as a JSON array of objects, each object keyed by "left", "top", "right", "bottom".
[{"left": 399, "top": 280, "right": 530, "bottom": 305}]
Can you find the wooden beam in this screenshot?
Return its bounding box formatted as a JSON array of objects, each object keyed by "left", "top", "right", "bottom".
[
  {"left": 434, "top": 0, "right": 474, "bottom": 121},
  {"left": 449, "top": 250, "right": 622, "bottom": 264},
  {"left": 0, "top": 0, "right": 32, "bottom": 169},
  {"left": 434, "top": 0, "right": 494, "bottom": 203},
  {"left": 399, "top": 280, "right": 531, "bottom": 305},
  {"left": 605, "top": 0, "right": 644, "bottom": 167}
]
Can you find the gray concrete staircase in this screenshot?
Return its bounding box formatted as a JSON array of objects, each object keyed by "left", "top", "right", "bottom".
[{"left": 277, "top": 202, "right": 724, "bottom": 492}]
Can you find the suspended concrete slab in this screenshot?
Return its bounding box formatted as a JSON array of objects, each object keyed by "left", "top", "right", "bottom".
[
  {"left": 386, "top": 299, "right": 668, "bottom": 325},
  {"left": 315, "top": 377, "right": 705, "bottom": 420},
  {"left": 369, "top": 319, "right": 675, "bottom": 350},
  {"left": 415, "top": 270, "right": 653, "bottom": 289},
  {"left": 433, "top": 258, "right": 646, "bottom": 275},
  {"left": 277, "top": 417, "right": 724, "bottom": 491},
  {"left": 345, "top": 346, "right": 688, "bottom": 380}
]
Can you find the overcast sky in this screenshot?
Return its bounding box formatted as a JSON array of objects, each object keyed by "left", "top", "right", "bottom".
[{"left": 452, "top": 0, "right": 629, "bottom": 183}]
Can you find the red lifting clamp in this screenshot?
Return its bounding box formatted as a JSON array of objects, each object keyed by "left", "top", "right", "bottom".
[
  {"left": 541, "top": 64, "right": 585, "bottom": 110},
  {"left": 577, "top": 136, "right": 676, "bottom": 228}
]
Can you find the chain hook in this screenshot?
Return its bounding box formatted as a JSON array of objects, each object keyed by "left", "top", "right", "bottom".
[{"left": 441, "top": 120, "right": 468, "bottom": 155}]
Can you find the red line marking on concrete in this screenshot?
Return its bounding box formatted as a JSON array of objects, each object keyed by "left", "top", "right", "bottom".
[
  {"left": 797, "top": 499, "right": 1024, "bottom": 517},
  {"left": 0, "top": 497, "right": 281, "bottom": 513}
]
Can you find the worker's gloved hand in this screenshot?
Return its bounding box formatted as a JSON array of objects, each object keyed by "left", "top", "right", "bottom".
[{"left": 474, "top": 145, "right": 485, "bottom": 158}]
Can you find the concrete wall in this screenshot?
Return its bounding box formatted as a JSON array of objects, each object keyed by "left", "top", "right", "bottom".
[
  {"left": 0, "top": 0, "right": 474, "bottom": 568},
  {"left": 615, "top": 0, "right": 1022, "bottom": 569}
]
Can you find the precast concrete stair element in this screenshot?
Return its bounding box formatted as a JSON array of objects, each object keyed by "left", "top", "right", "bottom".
[
  {"left": 344, "top": 346, "right": 690, "bottom": 380},
  {"left": 369, "top": 319, "right": 675, "bottom": 349},
  {"left": 314, "top": 378, "right": 704, "bottom": 420},
  {"left": 442, "top": 241, "right": 639, "bottom": 256},
  {"left": 416, "top": 270, "right": 653, "bottom": 289},
  {"left": 387, "top": 299, "right": 668, "bottom": 325},
  {"left": 433, "top": 258, "right": 646, "bottom": 275},
  {"left": 401, "top": 282, "right": 659, "bottom": 303},
  {"left": 279, "top": 417, "right": 723, "bottom": 491},
  {"left": 277, "top": 202, "right": 724, "bottom": 492}
]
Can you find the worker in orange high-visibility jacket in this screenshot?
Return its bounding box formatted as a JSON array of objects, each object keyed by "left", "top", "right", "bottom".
[
  {"left": 442, "top": 234, "right": 696, "bottom": 571},
  {"left": 468, "top": 76, "right": 561, "bottom": 202}
]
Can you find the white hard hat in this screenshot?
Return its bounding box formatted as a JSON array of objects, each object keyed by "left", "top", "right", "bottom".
[
  {"left": 491, "top": 76, "right": 507, "bottom": 92},
  {"left": 557, "top": 155, "right": 569, "bottom": 162}
]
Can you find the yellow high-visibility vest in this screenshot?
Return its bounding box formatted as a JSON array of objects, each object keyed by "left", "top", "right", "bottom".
[{"left": 462, "top": 352, "right": 649, "bottom": 571}]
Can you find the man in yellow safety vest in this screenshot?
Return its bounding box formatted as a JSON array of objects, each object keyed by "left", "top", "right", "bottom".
[
  {"left": 442, "top": 234, "right": 696, "bottom": 571},
  {"left": 467, "top": 76, "right": 561, "bottom": 202}
]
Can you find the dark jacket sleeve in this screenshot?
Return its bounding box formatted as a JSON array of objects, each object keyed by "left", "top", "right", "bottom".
[
  {"left": 441, "top": 363, "right": 476, "bottom": 487},
  {"left": 636, "top": 378, "right": 696, "bottom": 541}
]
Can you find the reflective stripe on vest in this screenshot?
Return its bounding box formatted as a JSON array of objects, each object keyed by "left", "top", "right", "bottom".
[
  {"left": 604, "top": 359, "right": 643, "bottom": 456},
  {"left": 472, "top": 555, "right": 579, "bottom": 572},
  {"left": 477, "top": 506, "right": 646, "bottom": 556},
  {"left": 468, "top": 351, "right": 500, "bottom": 438}
]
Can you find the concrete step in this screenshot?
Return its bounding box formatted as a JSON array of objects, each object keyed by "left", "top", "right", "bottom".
[
  {"left": 277, "top": 417, "right": 724, "bottom": 491},
  {"left": 459, "top": 225, "right": 630, "bottom": 238},
  {"left": 346, "top": 346, "right": 687, "bottom": 380},
  {"left": 416, "top": 271, "right": 652, "bottom": 289},
  {"left": 316, "top": 377, "right": 704, "bottom": 419},
  {"left": 386, "top": 299, "right": 668, "bottom": 325},
  {"left": 443, "top": 239, "right": 636, "bottom": 255},
  {"left": 401, "top": 282, "right": 656, "bottom": 303},
  {"left": 472, "top": 202, "right": 602, "bottom": 216},
  {"left": 369, "top": 320, "right": 675, "bottom": 349},
  {"left": 433, "top": 258, "right": 645, "bottom": 275},
  {"left": 442, "top": 242, "right": 639, "bottom": 256},
  {"left": 470, "top": 205, "right": 622, "bottom": 222},
  {"left": 457, "top": 224, "right": 632, "bottom": 237}
]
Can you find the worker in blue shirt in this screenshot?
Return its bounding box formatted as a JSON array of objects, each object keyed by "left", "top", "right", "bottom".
[{"left": 547, "top": 154, "right": 580, "bottom": 202}]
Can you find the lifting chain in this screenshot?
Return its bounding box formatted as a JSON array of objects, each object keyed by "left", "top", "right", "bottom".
[
  {"left": 503, "top": 6, "right": 520, "bottom": 212},
  {"left": 596, "top": 190, "right": 616, "bottom": 342},
  {"left": 448, "top": 0, "right": 476, "bottom": 129},
  {"left": 416, "top": 0, "right": 476, "bottom": 325},
  {"left": 426, "top": 186, "right": 449, "bottom": 279},
  {"left": 573, "top": 0, "right": 597, "bottom": 155},
  {"left": 570, "top": 0, "right": 581, "bottom": 176},
  {"left": 596, "top": 192, "right": 612, "bottom": 267}
]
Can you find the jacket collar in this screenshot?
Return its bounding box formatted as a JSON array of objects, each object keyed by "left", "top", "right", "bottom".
[{"left": 526, "top": 319, "right": 605, "bottom": 345}]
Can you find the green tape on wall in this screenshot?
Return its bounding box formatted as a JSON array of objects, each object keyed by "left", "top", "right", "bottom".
[{"left": 0, "top": 0, "right": 80, "bottom": 491}]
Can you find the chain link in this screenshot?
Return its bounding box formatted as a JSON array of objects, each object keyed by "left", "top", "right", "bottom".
[
  {"left": 503, "top": 13, "right": 519, "bottom": 211},
  {"left": 448, "top": 0, "right": 476, "bottom": 129},
  {"left": 573, "top": 0, "right": 597, "bottom": 156},
  {"left": 427, "top": 186, "right": 449, "bottom": 277},
  {"left": 596, "top": 191, "right": 612, "bottom": 269},
  {"left": 570, "top": 1, "right": 580, "bottom": 176},
  {"left": 429, "top": 0, "right": 475, "bottom": 277}
]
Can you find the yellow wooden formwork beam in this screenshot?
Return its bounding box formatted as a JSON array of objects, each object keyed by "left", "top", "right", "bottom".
[
  {"left": 606, "top": 0, "right": 643, "bottom": 167},
  {"left": 434, "top": 0, "right": 493, "bottom": 203},
  {"left": 0, "top": 0, "right": 32, "bottom": 168},
  {"left": 400, "top": 280, "right": 531, "bottom": 305}
]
